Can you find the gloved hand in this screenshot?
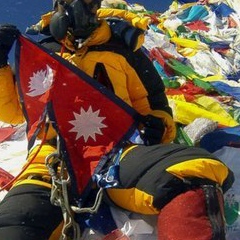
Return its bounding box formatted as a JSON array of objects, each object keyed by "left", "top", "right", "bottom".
[
  {"left": 141, "top": 115, "right": 165, "bottom": 146},
  {"left": 0, "top": 24, "right": 20, "bottom": 67},
  {"left": 108, "top": 19, "right": 144, "bottom": 51}
]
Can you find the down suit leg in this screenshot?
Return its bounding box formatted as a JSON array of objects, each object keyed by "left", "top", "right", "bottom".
[{"left": 105, "top": 144, "right": 234, "bottom": 240}]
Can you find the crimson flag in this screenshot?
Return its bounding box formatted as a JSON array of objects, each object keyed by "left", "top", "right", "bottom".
[
  {"left": 15, "top": 35, "right": 55, "bottom": 147},
  {"left": 15, "top": 35, "right": 141, "bottom": 197}
]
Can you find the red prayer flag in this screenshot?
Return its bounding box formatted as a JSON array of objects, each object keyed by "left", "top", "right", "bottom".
[
  {"left": 15, "top": 35, "right": 54, "bottom": 146},
  {"left": 0, "top": 127, "right": 16, "bottom": 143}
]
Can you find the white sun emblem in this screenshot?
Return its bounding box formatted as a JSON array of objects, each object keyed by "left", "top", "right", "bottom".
[
  {"left": 69, "top": 106, "right": 107, "bottom": 142},
  {"left": 26, "top": 64, "right": 54, "bottom": 97}
]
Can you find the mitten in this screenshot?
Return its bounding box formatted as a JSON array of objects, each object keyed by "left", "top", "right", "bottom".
[
  {"left": 108, "top": 19, "right": 144, "bottom": 51},
  {"left": 141, "top": 115, "right": 165, "bottom": 146}
]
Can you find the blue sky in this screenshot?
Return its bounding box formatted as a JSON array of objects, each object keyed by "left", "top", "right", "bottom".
[
  {"left": 0, "top": 0, "right": 53, "bottom": 64},
  {"left": 0, "top": 0, "right": 173, "bottom": 63},
  {"left": 0, "top": 1, "right": 52, "bottom": 34},
  {"left": 127, "top": 0, "right": 172, "bottom": 11},
  {"left": 0, "top": 1, "right": 173, "bottom": 33}
]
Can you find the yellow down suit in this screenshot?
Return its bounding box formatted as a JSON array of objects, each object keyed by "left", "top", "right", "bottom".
[{"left": 0, "top": 13, "right": 175, "bottom": 209}]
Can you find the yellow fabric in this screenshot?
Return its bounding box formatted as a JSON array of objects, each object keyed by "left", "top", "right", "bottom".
[
  {"left": 168, "top": 97, "right": 238, "bottom": 127},
  {"left": 97, "top": 8, "right": 150, "bottom": 30},
  {"left": 106, "top": 187, "right": 159, "bottom": 215},
  {"left": 12, "top": 144, "right": 56, "bottom": 188},
  {"left": 193, "top": 95, "right": 237, "bottom": 124},
  {"left": 31, "top": 8, "right": 150, "bottom": 37},
  {"left": 156, "top": 18, "right": 167, "bottom": 32},
  {"left": 87, "top": 20, "right": 112, "bottom": 46},
  {"left": 166, "top": 158, "right": 229, "bottom": 186},
  {"left": 149, "top": 110, "right": 176, "bottom": 143},
  {"left": 202, "top": 75, "right": 226, "bottom": 82},
  {"left": 13, "top": 180, "right": 52, "bottom": 189},
  {"left": 37, "top": 122, "right": 57, "bottom": 140},
  {"left": 0, "top": 66, "right": 25, "bottom": 124},
  {"left": 177, "top": 47, "right": 198, "bottom": 57},
  {"left": 133, "top": 33, "right": 145, "bottom": 52},
  {"left": 167, "top": 94, "right": 186, "bottom": 102},
  {"left": 170, "top": 37, "right": 209, "bottom": 50},
  {"left": 166, "top": 29, "right": 177, "bottom": 38},
  {"left": 169, "top": 0, "right": 179, "bottom": 12},
  {"left": 28, "top": 11, "right": 54, "bottom": 33},
  {"left": 40, "top": 11, "right": 54, "bottom": 29},
  {"left": 77, "top": 50, "right": 147, "bottom": 109}
]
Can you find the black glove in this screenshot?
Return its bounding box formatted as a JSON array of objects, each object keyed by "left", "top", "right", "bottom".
[
  {"left": 108, "top": 19, "right": 144, "bottom": 51},
  {"left": 141, "top": 115, "right": 165, "bottom": 146},
  {"left": 0, "top": 24, "right": 20, "bottom": 67}
]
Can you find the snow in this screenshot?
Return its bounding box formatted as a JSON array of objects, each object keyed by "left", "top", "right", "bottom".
[{"left": 0, "top": 122, "right": 28, "bottom": 200}]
